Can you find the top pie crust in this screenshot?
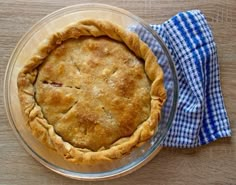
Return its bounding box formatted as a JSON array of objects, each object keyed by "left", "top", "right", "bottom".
[{"left": 17, "top": 19, "right": 166, "bottom": 164}]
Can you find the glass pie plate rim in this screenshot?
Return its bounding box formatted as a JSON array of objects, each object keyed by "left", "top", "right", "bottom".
[{"left": 3, "top": 3, "right": 178, "bottom": 181}]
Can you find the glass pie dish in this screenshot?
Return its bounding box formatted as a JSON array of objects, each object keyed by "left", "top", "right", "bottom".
[{"left": 3, "top": 3, "right": 178, "bottom": 181}]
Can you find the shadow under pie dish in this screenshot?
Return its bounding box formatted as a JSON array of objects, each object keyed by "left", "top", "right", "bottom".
[{"left": 17, "top": 19, "right": 166, "bottom": 165}]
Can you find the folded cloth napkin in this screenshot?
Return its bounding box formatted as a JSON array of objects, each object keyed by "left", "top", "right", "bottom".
[{"left": 144, "top": 10, "right": 231, "bottom": 147}]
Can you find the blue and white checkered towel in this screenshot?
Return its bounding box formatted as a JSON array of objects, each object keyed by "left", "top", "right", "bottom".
[{"left": 148, "top": 10, "right": 231, "bottom": 147}]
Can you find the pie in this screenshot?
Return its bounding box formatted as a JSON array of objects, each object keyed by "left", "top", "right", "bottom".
[{"left": 17, "top": 19, "right": 166, "bottom": 164}]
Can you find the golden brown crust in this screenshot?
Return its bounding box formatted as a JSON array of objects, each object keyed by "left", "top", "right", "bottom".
[{"left": 17, "top": 19, "right": 166, "bottom": 164}]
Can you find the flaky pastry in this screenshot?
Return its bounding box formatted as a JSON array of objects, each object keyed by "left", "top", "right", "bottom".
[{"left": 17, "top": 19, "right": 166, "bottom": 164}]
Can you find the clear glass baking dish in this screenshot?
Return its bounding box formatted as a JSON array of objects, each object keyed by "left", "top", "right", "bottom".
[{"left": 3, "top": 3, "right": 178, "bottom": 181}]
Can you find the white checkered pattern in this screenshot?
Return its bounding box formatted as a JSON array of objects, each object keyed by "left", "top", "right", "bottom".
[{"left": 135, "top": 10, "right": 231, "bottom": 147}]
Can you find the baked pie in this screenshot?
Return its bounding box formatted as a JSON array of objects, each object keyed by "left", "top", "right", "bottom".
[{"left": 17, "top": 19, "right": 166, "bottom": 164}]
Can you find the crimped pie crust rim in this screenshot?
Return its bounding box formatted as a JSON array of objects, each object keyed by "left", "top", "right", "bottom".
[{"left": 17, "top": 19, "right": 166, "bottom": 164}]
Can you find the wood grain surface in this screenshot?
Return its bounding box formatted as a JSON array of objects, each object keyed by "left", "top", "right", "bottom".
[{"left": 0, "top": 0, "right": 235, "bottom": 184}]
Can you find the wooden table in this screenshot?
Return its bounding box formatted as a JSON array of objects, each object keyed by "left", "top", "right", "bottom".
[{"left": 0, "top": 0, "right": 235, "bottom": 184}]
